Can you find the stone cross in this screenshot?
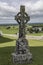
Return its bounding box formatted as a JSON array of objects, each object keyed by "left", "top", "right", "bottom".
[
  {"left": 15, "top": 5, "right": 30, "bottom": 38},
  {"left": 12, "top": 5, "right": 32, "bottom": 64}
]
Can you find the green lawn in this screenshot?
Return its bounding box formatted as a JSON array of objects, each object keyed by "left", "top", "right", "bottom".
[
  {"left": 0, "top": 26, "right": 19, "bottom": 34},
  {"left": 0, "top": 26, "right": 43, "bottom": 36},
  {"left": 0, "top": 36, "right": 43, "bottom": 65},
  {"left": 27, "top": 33, "right": 43, "bottom": 36}
]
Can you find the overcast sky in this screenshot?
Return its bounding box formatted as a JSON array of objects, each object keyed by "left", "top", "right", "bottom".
[{"left": 0, "top": 0, "right": 43, "bottom": 24}]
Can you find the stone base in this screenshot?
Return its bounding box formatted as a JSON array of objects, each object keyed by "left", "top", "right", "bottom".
[
  {"left": 12, "top": 52, "right": 32, "bottom": 64},
  {"left": 12, "top": 38, "right": 32, "bottom": 64}
]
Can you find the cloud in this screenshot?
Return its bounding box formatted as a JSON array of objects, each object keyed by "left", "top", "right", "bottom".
[
  {"left": 0, "top": 0, "right": 43, "bottom": 19},
  {"left": 11, "top": 0, "right": 43, "bottom": 16},
  {"left": 32, "top": 0, "right": 43, "bottom": 11},
  {"left": 0, "top": 1, "right": 17, "bottom": 18},
  {"left": 0, "top": 0, "right": 43, "bottom": 15},
  {"left": 24, "top": 0, "right": 43, "bottom": 15},
  {"left": 0, "top": 2, "right": 16, "bottom": 12}
]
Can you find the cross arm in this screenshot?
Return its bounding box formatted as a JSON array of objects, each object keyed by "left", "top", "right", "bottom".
[
  {"left": 15, "top": 12, "right": 21, "bottom": 24},
  {"left": 24, "top": 13, "right": 30, "bottom": 23}
]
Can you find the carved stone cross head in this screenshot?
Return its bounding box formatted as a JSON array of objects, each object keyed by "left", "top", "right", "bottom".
[
  {"left": 15, "top": 5, "right": 30, "bottom": 38},
  {"left": 15, "top": 5, "right": 30, "bottom": 24}
]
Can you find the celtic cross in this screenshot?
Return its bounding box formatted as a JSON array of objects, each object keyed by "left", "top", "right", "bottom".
[
  {"left": 15, "top": 5, "right": 30, "bottom": 38},
  {"left": 12, "top": 5, "right": 32, "bottom": 64}
]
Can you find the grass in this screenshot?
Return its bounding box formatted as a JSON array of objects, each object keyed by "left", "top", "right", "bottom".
[
  {"left": 0, "top": 26, "right": 19, "bottom": 34},
  {"left": 0, "top": 35, "right": 43, "bottom": 65},
  {"left": 27, "top": 32, "right": 43, "bottom": 36},
  {"left": 0, "top": 26, "right": 43, "bottom": 36}
]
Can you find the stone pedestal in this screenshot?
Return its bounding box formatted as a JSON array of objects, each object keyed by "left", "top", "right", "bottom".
[{"left": 12, "top": 38, "right": 32, "bottom": 64}]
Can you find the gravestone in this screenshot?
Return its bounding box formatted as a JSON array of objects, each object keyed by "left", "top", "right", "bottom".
[{"left": 12, "top": 5, "right": 32, "bottom": 64}]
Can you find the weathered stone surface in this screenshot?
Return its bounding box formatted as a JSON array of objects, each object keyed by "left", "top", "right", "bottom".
[
  {"left": 12, "top": 52, "right": 32, "bottom": 64},
  {"left": 12, "top": 38, "right": 32, "bottom": 64},
  {"left": 12, "top": 5, "right": 32, "bottom": 64}
]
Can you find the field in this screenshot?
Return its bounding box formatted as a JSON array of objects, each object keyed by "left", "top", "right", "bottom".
[
  {"left": 0, "top": 26, "right": 43, "bottom": 36},
  {"left": 0, "top": 35, "right": 43, "bottom": 65},
  {"left": 0, "top": 26, "right": 43, "bottom": 65},
  {"left": 0, "top": 26, "right": 19, "bottom": 34}
]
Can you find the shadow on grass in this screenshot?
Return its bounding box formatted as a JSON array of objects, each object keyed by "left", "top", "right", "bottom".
[
  {"left": 0, "top": 36, "right": 14, "bottom": 43},
  {"left": 0, "top": 46, "right": 43, "bottom": 65}
]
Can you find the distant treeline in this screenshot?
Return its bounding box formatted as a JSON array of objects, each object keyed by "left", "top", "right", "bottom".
[{"left": 28, "top": 23, "right": 43, "bottom": 27}]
